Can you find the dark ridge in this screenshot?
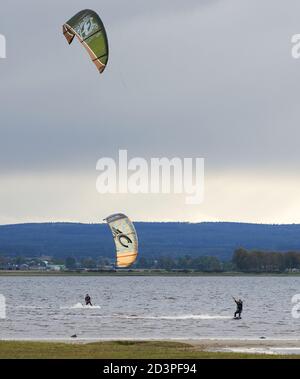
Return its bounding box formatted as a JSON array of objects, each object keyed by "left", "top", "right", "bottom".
[{"left": 0, "top": 222, "right": 300, "bottom": 260}]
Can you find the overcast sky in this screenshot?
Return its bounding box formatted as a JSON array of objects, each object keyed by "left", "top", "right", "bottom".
[{"left": 1, "top": 0, "right": 300, "bottom": 224}]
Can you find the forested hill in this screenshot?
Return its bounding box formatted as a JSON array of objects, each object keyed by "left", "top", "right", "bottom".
[{"left": 0, "top": 222, "right": 300, "bottom": 261}]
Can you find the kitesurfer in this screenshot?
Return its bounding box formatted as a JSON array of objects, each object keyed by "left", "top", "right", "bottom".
[
  {"left": 233, "top": 297, "right": 243, "bottom": 319},
  {"left": 85, "top": 294, "right": 92, "bottom": 306}
]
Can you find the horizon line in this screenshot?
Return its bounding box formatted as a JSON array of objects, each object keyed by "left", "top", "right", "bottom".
[{"left": 1, "top": 220, "right": 300, "bottom": 227}]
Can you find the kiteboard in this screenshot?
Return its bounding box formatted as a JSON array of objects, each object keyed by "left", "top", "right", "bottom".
[{"left": 233, "top": 316, "right": 241, "bottom": 320}]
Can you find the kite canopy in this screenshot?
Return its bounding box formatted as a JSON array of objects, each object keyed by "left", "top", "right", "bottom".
[
  {"left": 63, "top": 9, "right": 109, "bottom": 73},
  {"left": 105, "top": 214, "right": 138, "bottom": 268}
]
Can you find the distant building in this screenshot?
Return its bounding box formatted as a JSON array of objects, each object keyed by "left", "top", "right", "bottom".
[
  {"left": 47, "top": 265, "right": 65, "bottom": 272},
  {"left": 19, "top": 264, "right": 29, "bottom": 270},
  {"left": 40, "top": 256, "right": 52, "bottom": 261}
]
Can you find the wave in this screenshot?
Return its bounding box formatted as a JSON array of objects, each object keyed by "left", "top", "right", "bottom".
[
  {"left": 114, "top": 314, "right": 231, "bottom": 320},
  {"left": 221, "top": 347, "right": 276, "bottom": 355},
  {"left": 60, "top": 303, "right": 101, "bottom": 310}
]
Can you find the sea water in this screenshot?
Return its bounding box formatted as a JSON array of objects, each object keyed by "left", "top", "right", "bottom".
[{"left": 0, "top": 276, "right": 299, "bottom": 340}]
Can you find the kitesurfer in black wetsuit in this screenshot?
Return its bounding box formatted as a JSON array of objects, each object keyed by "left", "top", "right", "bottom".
[
  {"left": 85, "top": 294, "right": 92, "bottom": 306},
  {"left": 233, "top": 297, "right": 243, "bottom": 319}
]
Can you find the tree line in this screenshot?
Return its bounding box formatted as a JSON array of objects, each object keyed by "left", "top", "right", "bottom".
[
  {"left": 135, "top": 249, "right": 300, "bottom": 272},
  {"left": 2, "top": 248, "right": 300, "bottom": 273},
  {"left": 232, "top": 248, "right": 300, "bottom": 272},
  {"left": 135, "top": 256, "right": 226, "bottom": 272}
]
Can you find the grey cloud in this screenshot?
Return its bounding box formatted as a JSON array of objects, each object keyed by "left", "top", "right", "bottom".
[{"left": 1, "top": 1, "right": 300, "bottom": 223}]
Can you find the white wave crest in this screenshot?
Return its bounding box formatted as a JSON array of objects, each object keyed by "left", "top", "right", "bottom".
[
  {"left": 60, "top": 303, "right": 101, "bottom": 310},
  {"left": 116, "top": 314, "right": 231, "bottom": 320}
]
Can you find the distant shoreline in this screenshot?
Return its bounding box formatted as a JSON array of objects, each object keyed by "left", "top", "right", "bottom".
[{"left": 1, "top": 270, "right": 300, "bottom": 277}]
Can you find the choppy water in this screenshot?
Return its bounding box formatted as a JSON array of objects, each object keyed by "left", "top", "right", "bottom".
[{"left": 0, "top": 276, "right": 300, "bottom": 340}]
